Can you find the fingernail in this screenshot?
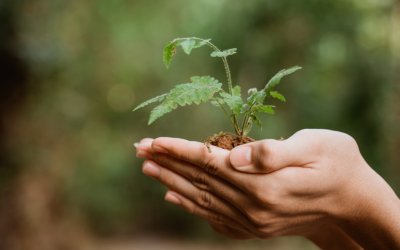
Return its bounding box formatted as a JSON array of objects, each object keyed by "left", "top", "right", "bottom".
[
  {"left": 134, "top": 142, "right": 139, "bottom": 148},
  {"left": 143, "top": 162, "right": 160, "bottom": 177},
  {"left": 136, "top": 150, "right": 152, "bottom": 159},
  {"left": 152, "top": 145, "right": 168, "bottom": 154},
  {"left": 231, "top": 146, "right": 252, "bottom": 167},
  {"left": 165, "top": 193, "right": 181, "bottom": 205}
]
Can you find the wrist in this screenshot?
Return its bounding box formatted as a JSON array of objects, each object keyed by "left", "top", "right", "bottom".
[
  {"left": 333, "top": 163, "right": 400, "bottom": 250},
  {"left": 302, "top": 223, "right": 362, "bottom": 250}
]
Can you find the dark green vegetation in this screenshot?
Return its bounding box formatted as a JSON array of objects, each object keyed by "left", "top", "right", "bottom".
[{"left": 134, "top": 37, "right": 301, "bottom": 136}]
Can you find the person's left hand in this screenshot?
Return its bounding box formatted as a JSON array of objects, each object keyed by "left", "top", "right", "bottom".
[{"left": 136, "top": 138, "right": 256, "bottom": 240}]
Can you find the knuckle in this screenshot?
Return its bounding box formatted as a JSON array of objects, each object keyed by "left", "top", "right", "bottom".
[
  {"left": 244, "top": 209, "right": 265, "bottom": 226},
  {"left": 298, "top": 128, "right": 312, "bottom": 135},
  {"left": 191, "top": 172, "right": 209, "bottom": 190},
  {"left": 250, "top": 223, "right": 278, "bottom": 239},
  {"left": 210, "top": 213, "right": 224, "bottom": 224},
  {"left": 326, "top": 131, "right": 359, "bottom": 152},
  {"left": 253, "top": 189, "right": 268, "bottom": 204},
  {"left": 152, "top": 153, "right": 166, "bottom": 164},
  {"left": 168, "top": 177, "right": 177, "bottom": 190},
  {"left": 259, "top": 141, "right": 276, "bottom": 170},
  {"left": 172, "top": 140, "right": 192, "bottom": 161},
  {"left": 246, "top": 185, "right": 281, "bottom": 208},
  {"left": 257, "top": 191, "right": 280, "bottom": 207},
  {"left": 199, "top": 158, "right": 219, "bottom": 175},
  {"left": 189, "top": 204, "right": 198, "bottom": 215},
  {"left": 251, "top": 226, "right": 273, "bottom": 239},
  {"left": 343, "top": 133, "right": 358, "bottom": 147},
  {"left": 197, "top": 190, "right": 212, "bottom": 208}
]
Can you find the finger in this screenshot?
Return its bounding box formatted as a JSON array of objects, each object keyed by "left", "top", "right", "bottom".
[
  {"left": 151, "top": 137, "right": 246, "bottom": 183},
  {"left": 140, "top": 138, "right": 154, "bottom": 143},
  {"left": 136, "top": 139, "right": 154, "bottom": 159},
  {"left": 230, "top": 130, "right": 321, "bottom": 174},
  {"left": 165, "top": 190, "right": 251, "bottom": 234},
  {"left": 136, "top": 149, "right": 153, "bottom": 159},
  {"left": 134, "top": 138, "right": 153, "bottom": 149},
  {"left": 208, "top": 222, "right": 255, "bottom": 240},
  {"left": 142, "top": 159, "right": 252, "bottom": 228},
  {"left": 152, "top": 152, "right": 250, "bottom": 210}
]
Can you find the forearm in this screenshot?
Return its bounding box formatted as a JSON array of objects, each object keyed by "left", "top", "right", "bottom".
[
  {"left": 337, "top": 196, "right": 400, "bottom": 250},
  {"left": 335, "top": 166, "right": 400, "bottom": 250}
]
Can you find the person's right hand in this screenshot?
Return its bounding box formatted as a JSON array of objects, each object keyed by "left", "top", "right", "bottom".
[{"left": 137, "top": 129, "right": 400, "bottom": 249}]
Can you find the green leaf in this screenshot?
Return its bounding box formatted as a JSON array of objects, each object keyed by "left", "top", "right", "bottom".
[
  {"left": 163, "top": 37, "right": 212, "bottom": 68},
  {"left": 133, "top": 93, "right": 169, "bottom": 112},
  {"left": 240, "top": 104, "right": 250, "bottom": 114},
  {"left": 149, "top": 103, "right": 174, "bottom": 125},
  {"left": 232, "top": 86, "right": 241, "bottom": 97},
  {"left": 148, "top": 76, "right": 222, "bottom": 124},
  {"left": 210, "top": 48, "right": 237, "bottom": 57},
  {"left": 163, "top": 42, "right": 175, "bottom": 69},
  {"left": 193, "top": 39, "right": 211, "bottom": 49},
  {"left": 265, "top": 66, "right": 302, "bottom": 96},
  {"left": 179, "top": 39, "right": 196, "bottom": 55},
  {"left": 251, "top": 115, "right": 262, "bottom": 129},
  {"left": 247, "top": 90, "right": 266, "bottom": 106},
  {"left": 270, "top": 91, "right": 286, "bottom": 102},
  {"left": 252, "top": 105, "right": 275, "bottom": 115},
  {"left": 220, "top": 92, "right": 243, "bottom": 115}
]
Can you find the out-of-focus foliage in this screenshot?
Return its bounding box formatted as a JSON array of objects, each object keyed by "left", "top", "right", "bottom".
[{"left": 1, "top": 0, "right": 399, "bottom": 249}]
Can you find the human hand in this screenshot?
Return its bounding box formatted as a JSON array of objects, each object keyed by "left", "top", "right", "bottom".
[
  {"left": 136, "top": 129, "right": 400, "bottom": 249},
  {"left": 136, "top": 138, "right": 256, "bottom": 240}
]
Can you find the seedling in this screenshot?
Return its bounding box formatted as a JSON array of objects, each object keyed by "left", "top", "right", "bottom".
[{"left": 133, "top": 37, "right": 301, "bottom": 149}]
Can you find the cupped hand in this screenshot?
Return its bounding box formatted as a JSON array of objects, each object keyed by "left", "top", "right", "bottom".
[
  {"left": 136, "top": 129, "right": 400, "bottom": 249},
  {"left": 136, "top": 138, "right": 256, "bottom": 240}
]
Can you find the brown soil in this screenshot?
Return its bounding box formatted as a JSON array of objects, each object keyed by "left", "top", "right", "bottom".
[{"left": 203, "top": 132, "right": 255, "bottom": 152}]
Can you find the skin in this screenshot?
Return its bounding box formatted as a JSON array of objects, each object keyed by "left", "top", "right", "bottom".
[{"left": 135, "top": 129, "right": 400, "bottom": 250}]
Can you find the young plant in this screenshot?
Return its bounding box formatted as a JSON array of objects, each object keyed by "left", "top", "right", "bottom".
[{"left": 133, "top": 37, "right": 301, "bottom": 137}]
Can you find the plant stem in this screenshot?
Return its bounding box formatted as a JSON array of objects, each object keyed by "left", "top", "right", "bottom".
[
  {"left": 232, "top": 116, "right": 240, "bottom": 136},
  {"left": 240, "top": 102, "right": 258, "bottom": 136},
  {"left": 213, "top": 98, "right": 240, "bottom": 135},
  {"left": 173, "top": 37, "right": 240, "bottom": 135}
]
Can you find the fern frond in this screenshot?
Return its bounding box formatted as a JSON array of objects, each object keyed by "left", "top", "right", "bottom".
[
  {"left": 265, "top": 66, "right": 302, "bottom": 96},
  {"left": 148, "top": 76, "right": 222, "bottom": 124},
  {"left": 132, "top": 93, "right": 169, "bottom": 112}
]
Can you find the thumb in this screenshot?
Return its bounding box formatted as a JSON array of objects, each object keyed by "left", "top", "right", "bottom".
[{"left": 230, "top": 138, "right": 312, "bottom": 174}]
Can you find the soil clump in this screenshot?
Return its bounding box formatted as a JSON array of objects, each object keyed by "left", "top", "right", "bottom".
[{"left": 203, "top": 132, "right": 255, "bottom": 152}]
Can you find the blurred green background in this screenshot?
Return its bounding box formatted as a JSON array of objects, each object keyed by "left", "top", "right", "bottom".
[{"left": 0, "top": 0, "right": 399, "bottom": 249}]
